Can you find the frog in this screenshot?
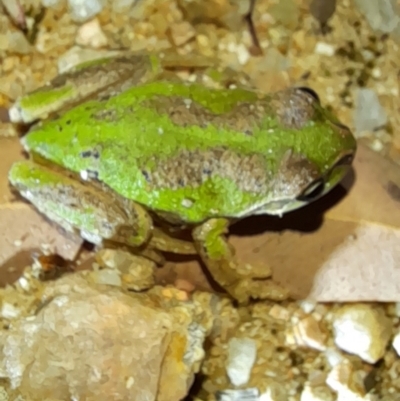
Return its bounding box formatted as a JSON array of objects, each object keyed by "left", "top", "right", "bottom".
[{"left": 8, "top": 52, "right": 357, "bottom": 304}]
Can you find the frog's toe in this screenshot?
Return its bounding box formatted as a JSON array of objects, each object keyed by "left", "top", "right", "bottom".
[{"left": 229, "top": 278, "right": 289, "bottom": 305}]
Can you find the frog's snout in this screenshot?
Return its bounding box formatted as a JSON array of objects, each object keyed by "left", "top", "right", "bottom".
[
  {"left": 296, "top": 150, "right": 355, "bottom": 204},
  {"left": 296, "top": 177, "right": 326, "bottom": 203}
]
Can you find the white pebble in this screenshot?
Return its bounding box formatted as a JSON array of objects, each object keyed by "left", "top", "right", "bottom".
[
  {"left": 237, "top": 43, "right": 250, "bottom": 65},
  {"left": 332, "top": 304, "right": 392, "bottom": 363},
  {"left": 68, "top": 0, "right": 106, "bottom": 22},
  {"left": 354, "top": 88, "right": 387, "bottom": 134},
  {"left": 293, "top": 316, "right": 327, "bottom": 351},
  {"left": 1, "top": 303, "right": 20, "bottom": 319},
  {"left": 299, "top": 300, "right": 316, "bottom": 314},
  {"left": 392, "top": 331, "right": 400, "bottom": 356},
  {"left": 226, "top": 337, "right": 257, "bottom": 386},
  {"left": 300, "top": 384, "right": 334, "bottom": 401},
  {"left": 314, "top": 42, "right": 335, "bottom": 57},
  {"left": 76, "top": 19, "right": 108, "bottom": 48}
]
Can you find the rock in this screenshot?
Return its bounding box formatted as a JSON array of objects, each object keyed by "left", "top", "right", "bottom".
[
  {"left": 354, "top": 88, "right": 388, "bottom": 135},
  {"left": 68, "top": 0, "right": 107, "bottom": 22},
  {"left": 0, "top": 274, "right": 216, "bottom": 401},
  {"left": 293, "top": 315, "right": 327, "bottom": 351},
  {"left": 324, "top": 347, "right": 344, "bottom": 368},
  {"left": 42, "top": 0, "right": 64, "bottom": 6},
  {"left": 309, "top": 0, "right": 337, "bottom": 26},
  {"left": 6, "top": 31, "right": 32, "bottom": 54},
  {"left": 326, "top": 359, "right": 375, "bottom": 401},
  {"left": 217, "top": 388, "right": 259, "bottom": 401},
  {"left": 332, "top": 305, "right": 392, "bottom": 363},
  {"left": 314, "top": 42, "right": 335, "bottom": 57},
  {"left": 168, "top": 21, "right": 196, "bottom": 47},
  {"left": 259, "top": 383, "right": 287, "bottom": 401},
  {"left": 300, "top": 384, "right": 334, "bottom": 401},
  {"left": 269, "top": 304, "right": 290, "bottom": 320},
  {"left": 111, "top": 0, "right": 138, "bottom": 13},
  {"left": 353, "top": 0, "right": 400, "bottom": 34},
  {"left": 94, "top": 249, "right": 155, "bottom": 292},
  {"left": 177, "top": 0, "right": 249, "bottom": 31},
  {"left": 76, "top": 18, "right": 108, "bottom": 48},
  {"left": 226, "top": 337, "right": 257, "bottom": 386},
  {"left": 392, "top": 331, "right": 400, "bottom": 356}
]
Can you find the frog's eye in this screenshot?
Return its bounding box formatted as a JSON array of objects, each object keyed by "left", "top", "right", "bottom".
[
  {"left": 297, "top": 87, "right": 321, "bottom": 104},
  {"left": 297, "top": 178, "right": 325, "bottom": 202}
]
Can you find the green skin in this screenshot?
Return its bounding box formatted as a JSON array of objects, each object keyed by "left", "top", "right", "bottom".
[{"left": 8, "top": 53, "right": 357, "bottom": 303}]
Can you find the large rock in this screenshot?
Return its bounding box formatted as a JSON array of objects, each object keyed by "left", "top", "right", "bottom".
[{"left": 0, "top": 273, "right": 216, "bottom": 401}]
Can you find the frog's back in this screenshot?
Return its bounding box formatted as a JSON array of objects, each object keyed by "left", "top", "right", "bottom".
[{"left": 24, "top": 81, "right": 355, "bottom": 223}]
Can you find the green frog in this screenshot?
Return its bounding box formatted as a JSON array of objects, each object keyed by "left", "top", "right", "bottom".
[{"left": 8, "top": 52, "right": 357, "bottom": 303}]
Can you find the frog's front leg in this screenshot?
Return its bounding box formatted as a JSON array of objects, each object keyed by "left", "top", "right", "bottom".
[{"left": 192, "top": 218, "right": 289, "bottom": 304}]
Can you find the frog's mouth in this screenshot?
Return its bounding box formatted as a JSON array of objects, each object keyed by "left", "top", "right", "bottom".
[{"left": 253, "top": 150, "right": 355, "bottom": 217}]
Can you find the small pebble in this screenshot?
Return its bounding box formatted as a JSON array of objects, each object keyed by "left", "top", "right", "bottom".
[
  {"left": 300, "top": 384, "right": 334, "bottom": 401},
  {"left": 332, "top": 304, "right": 392, "bottom": 363},
  {"left": 293, "top": 315, "right": 327, "bottom": 351},
  {"left": 76, "top": 19, "right": 108, "bottom": 48},
  {"left": 68, "top": 0, "right": 106, "bottom": 22},
  {"left": 392, "top": 331, "right": 400, "bottom": 356},
  {"left": 226, "top": 337, "right": 257, "bottom": 386},
  {"left": 314, "top": 42, "right": 335, "bottom": 56}
]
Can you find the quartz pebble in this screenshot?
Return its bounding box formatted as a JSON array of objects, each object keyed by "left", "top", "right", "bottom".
[
  {"left": 332, "top": 305, "right": 392, "bottom": 363},
  {"left": 111, "top": 0, "right": 138, "bottom": 12},
  {"left": 392, "top": 331, "right": 400, "bottom": 356},
  {"left": 94, "top": 249, "right": 156, "bottom": 291},
  {"left": 259, "top": 383, "right": 287, "bottom": 401},
  {"left": 168, "top": 21, "right": 196, "bottom": 47},
  {"left": 293, "top": 315, "right": 327, "bottom": 351},
  {"left": 75, "top": 18, "right": 108, "bottom": 48},
  {"left": 5, "top": 31, "right": 32, "bottom": 54},
  {"left": 326, "top": 359, "right": 373, "bottom": 401},
  {"left": 269, "top": 304, "right": 290, "bottom": 320},
  {"left": 354, "top": 88, "right": 388, "bottom": 134},
  {"left": 353, "top": 0, "right": 400, "bottom": 34},
  {"left": 68, "top": 0, "right": 107, "bottom": 22},
  {"left": 226, "top": 337, "right": 257, "bottom": 386},
  {"left": 300, "top": 384, "right": 334, "bottom": 401}
]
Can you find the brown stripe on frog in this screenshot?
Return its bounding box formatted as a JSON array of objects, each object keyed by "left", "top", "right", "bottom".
[
  {"left": 270, "top": 88, "right": 317, "bottom": 130},
  {"left": 16, "top": 170, "right": 146, "bottom": 241},
  {"left": 140, "top": 147, "right": 271, "bottom": 193},
  {"left": 269, "top": 150, "right": 321, "bottom": 199},
  {"left": 141, "top": 147, "right": 320, "bottom": 200},
  {"left": 50, "top": 54, "right": 153, "bottom": 103},
  {"left": 142, "top": 95, "right": 270, "bottom": 135}
]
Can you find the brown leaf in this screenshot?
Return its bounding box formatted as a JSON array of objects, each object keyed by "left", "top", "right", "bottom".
[{"left": 0, "top": 137, "right": 83, "bottom": 285}]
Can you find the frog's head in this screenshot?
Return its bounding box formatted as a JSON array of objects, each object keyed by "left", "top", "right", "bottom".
[{"left": 254, "top": 87, "right": 357, "bottom": 217}]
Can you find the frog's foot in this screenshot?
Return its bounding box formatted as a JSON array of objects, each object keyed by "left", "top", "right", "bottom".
[
  {"left": 149, "top": 228, "right": 197, "bottom": 255},
  {"left": 192, "top": 218, "right": 289, "bottom": 304}
]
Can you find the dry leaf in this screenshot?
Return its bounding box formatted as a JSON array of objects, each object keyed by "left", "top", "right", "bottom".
[{"left": 0, "top": 137, "right": 83, "bottom": 285}]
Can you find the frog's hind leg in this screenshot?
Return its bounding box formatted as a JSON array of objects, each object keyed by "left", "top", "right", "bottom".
[
  {"left": 9, "top": 161, "right": 154, "bottom": 249},
  {"left": 192, "top": 218, "right": 289, "bottom": 304}
]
